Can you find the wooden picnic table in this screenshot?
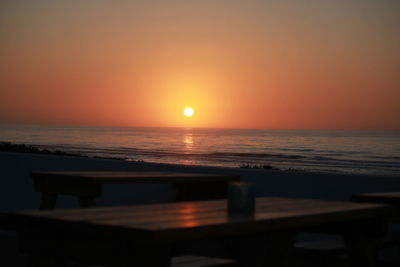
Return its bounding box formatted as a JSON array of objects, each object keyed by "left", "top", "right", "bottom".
[
  {"left": 8, "top": 197, "right": 393, "bottom": 267},
  {"left": 352, "top": 192, "right": 400, "bottom": 222},
  {"left": 352, "top": 192, "right": 400, "bottom": 206},
  {"left": 31, "top": 171, "right": 240, "bottom": 209}
]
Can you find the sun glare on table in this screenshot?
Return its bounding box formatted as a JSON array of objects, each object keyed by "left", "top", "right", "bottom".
[{"left": 183, "top": 107, "right": 194, "bottom": 117}]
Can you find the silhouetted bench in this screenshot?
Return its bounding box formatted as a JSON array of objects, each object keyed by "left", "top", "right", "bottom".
[
  {"left": 293, "top": 192, "right": 400, "bottom": 263},
  {"left": 172, "top": 255, "right": 237, "bottom": 267},
  {"left": 352, "top": 192, "right": 400, "bottom": 222},
  {"left": 294, "top": 233, "right": 400, "bottom": 256},
  {"left": 31, "top": 171, "right": 240, "bottom": 209}
]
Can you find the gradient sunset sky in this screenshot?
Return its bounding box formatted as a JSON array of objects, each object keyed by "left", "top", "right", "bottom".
[{"left": 1, "top": 1, "right": 399, "bottom": 130}]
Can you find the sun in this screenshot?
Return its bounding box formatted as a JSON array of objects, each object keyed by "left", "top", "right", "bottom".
[{"left": 183, "top": 107, "right": 194, "bottom": 117}]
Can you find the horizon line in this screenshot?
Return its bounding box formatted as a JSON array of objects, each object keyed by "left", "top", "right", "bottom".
[{"left": 1, "top": 122, "right": 399, "bottom": 133}]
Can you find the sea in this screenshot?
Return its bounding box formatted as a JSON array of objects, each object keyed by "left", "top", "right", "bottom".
[{"left": 0, "top": 125, "right": 399, "bottom": 176}]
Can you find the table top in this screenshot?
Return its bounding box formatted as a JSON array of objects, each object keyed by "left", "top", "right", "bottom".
[
  {"left": 9, "top": 197, "right": 392, "bottom": 243},
  {"left": 31, "top": 171, "right": 241, "bottom": 184},
  {"left": 352, "top": 192, "right": 400, "bottom": 206}
]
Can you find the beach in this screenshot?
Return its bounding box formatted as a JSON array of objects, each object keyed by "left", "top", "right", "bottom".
[
  {"left": 2, "top": 1, "right": 400, "bottom": 265},
  {"left": 1, "top": 152, "right": 400, "bottom": 266},
  {"left": 1, "top": 151, "right": 400, "bottom": 211}
]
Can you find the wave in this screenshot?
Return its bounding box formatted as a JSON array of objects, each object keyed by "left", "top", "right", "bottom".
[
  {"left": 2, "top": 126, "right": 399, "bottom": 176},
  {"left": 209, "top": 152, "right": 304, "bottom": 160}
]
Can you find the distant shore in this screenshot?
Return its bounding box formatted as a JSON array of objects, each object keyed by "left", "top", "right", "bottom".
[
  {"left": 0, "top": 141, "right": 85, "bottom": 157},
  {"left": 0, "top": 141, "right": 138, "bottom": 162}
]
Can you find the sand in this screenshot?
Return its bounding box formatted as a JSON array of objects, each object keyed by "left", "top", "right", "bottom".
[
  {"left": 1, "top": 151, "right": 400, "bottom": 211},
  {"left": 1, "top": 151, "right": 400, "bottom": 266}
]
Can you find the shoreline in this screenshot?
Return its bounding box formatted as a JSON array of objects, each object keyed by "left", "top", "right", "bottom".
[
  {"left": 0, "top": 141, "right": 146, "bottom": 162},
  {"left": 2, "top": 141, "right": 398, "bottom": 177},
  {"left": 0, "top": 141, "right": 305, "bottom": 173}
]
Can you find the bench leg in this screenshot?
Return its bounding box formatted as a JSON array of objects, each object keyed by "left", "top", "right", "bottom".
[
  {"left": 344, "top": 232, "right": 381, "bottom": 267},
  {"left": 79, "top": 197, "right": 96, "bottom": 208},
  {"left": 39, "top": 194, "right": 58, "bottom": 210}
]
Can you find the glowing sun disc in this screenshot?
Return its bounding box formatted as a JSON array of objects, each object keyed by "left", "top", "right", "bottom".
[{"left": 183, "top": 107, "right": 194, "bottom": 117}]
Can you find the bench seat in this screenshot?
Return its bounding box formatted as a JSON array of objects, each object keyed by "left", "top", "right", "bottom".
[
  {"left": 172, "top": 255, "right": 238, "bottom": 267},
  {"left": 294, "top": 232, "right": 400, "bottom": 256}
]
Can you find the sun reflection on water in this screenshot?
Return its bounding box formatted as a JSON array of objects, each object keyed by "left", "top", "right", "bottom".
[
  {"left": 183, "top": 133, "right": 193, "bottom": 150},
  {"left": 180, "top": 130, "right": 195, "bottom": 165}
]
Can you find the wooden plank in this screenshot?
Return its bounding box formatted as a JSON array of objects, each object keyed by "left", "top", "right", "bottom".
[
  {"left": 8, "top": 198, "right": 393, "bottom": 243},
  {"left": 13, "top": 198, "right": 390, "bottom": 227},
  {"left": 14, "top": 197, "right": 377, "bottom": 219},
  {"left": 294, "top": 238, "right": 346, "bottom": 255},
  {"left": 96, "top": 202, "right": 388, "bottom": 230},
  {"left": 171, "top": 256, "right": 237, "bottom": 267},
  {"left": 294, "top": 232, "right": 400, "bottom": 255},
  {"left": 14, "top": 199, "right": 362, "bottom": 237},
  {"left": 12, "top": 197, "right": 294, "bottom": 221}
]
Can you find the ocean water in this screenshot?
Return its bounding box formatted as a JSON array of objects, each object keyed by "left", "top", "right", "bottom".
[{"left": 1, "top": 125, "right": 399, "bottom": 176}]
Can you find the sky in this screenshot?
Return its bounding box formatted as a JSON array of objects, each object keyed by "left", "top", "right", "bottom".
[{"left": 0, "top": 0, "right": 399, "bottom": 130}]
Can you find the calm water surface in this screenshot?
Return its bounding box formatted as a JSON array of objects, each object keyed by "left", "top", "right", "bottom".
[{"left": 1, "top": 125, "right": 399, "bottom": 176}]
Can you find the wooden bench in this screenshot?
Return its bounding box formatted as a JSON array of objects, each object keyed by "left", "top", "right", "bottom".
[
  {"left": 352, "top": 192, "right": 400, "bottom": 222},
  {"left": 294, "top": 232, "right": 400, "bottom": 256},
  {"left": 293, "top": 192, "right": 400, "bottom": 263},
  {"left": 294, "top": 238, "right": 346, "bottom": 257},
  {"left": 31, "top": 171, "right": 240, "bottom": 209},
  {"left": 172, "top": 255, "right": 238, "bottom": 267}
]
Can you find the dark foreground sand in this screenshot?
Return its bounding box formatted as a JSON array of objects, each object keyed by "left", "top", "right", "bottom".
[
  {"left": 1, "top": 151, "right": 400, "bottom": 211},
  {"left": 1, "top": 152, "right": 399, "bottom": 266}
]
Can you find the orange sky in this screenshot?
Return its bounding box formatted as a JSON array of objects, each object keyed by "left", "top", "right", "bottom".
[{"left": 0, "top": 1, "right": 399, "bottom": 130}]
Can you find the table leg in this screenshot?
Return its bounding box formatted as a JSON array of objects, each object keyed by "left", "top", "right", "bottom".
[
  {"left": 39, "top": 194, "right": 58, "bottom": 210},
  {"left": 344, "top": 232, "right": 381, "bottom": 267},
  {"left": 115, "top": 243, "right": 172, "bottom": 267},
  {"left": 343, "top": 220, "right": 386, "bottom": 267},
  {"left": 263, "top": 232, "right": 296, "bottom": 267},
  {"left": 79, "top": 197, "right": 97, "bottom": 208},
  {"left": 27, "top": 253, "right": 68, "bottom": 267},
  {"left": 19, "top": 233, "right": 69, "bottom": 267},
  {"left": 225, "top": 232, "right": 296, "bottom": 267}
]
